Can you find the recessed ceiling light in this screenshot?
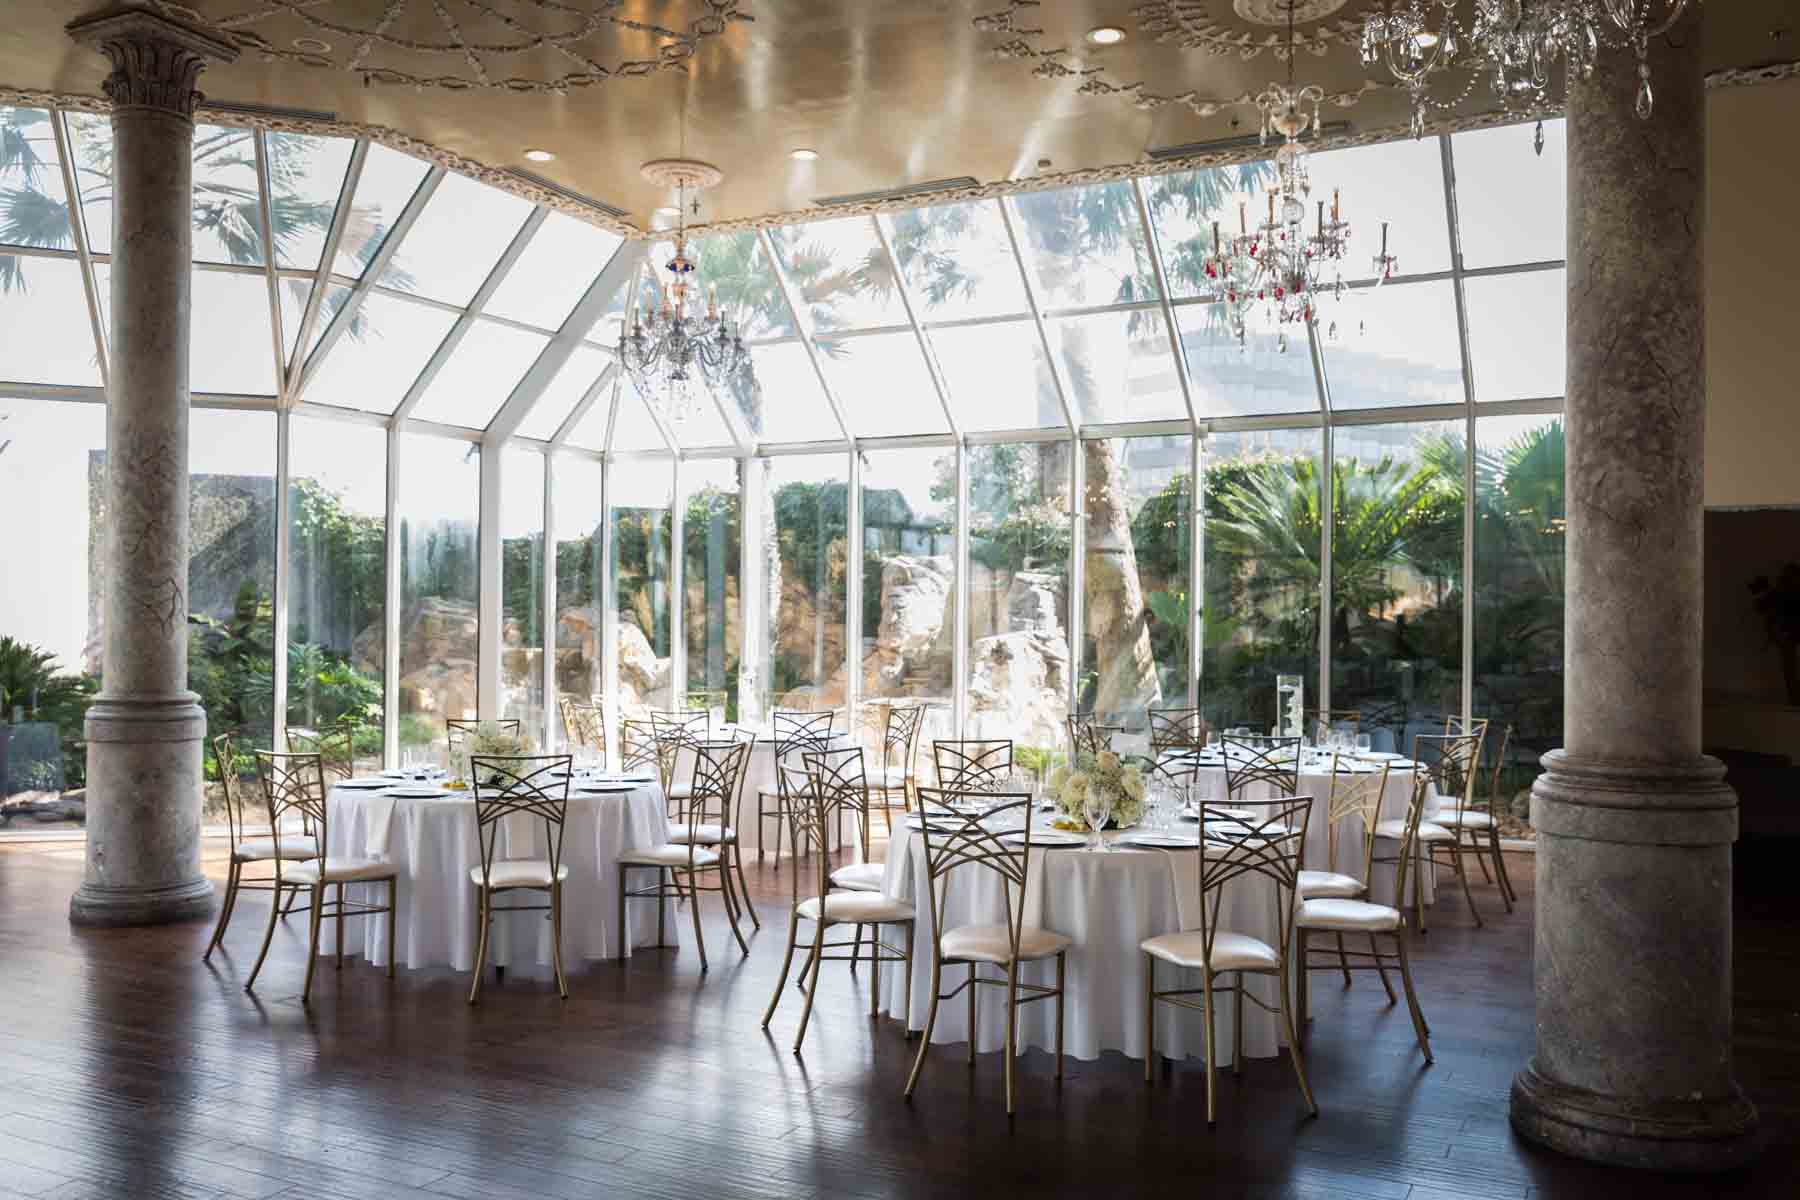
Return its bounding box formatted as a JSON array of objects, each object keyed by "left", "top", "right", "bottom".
[
  {"left": 654, "top": 205, "right": 682, "bottom": 218},
  {"left": 790, "top": 147, "right": 819, "bottom": 162},
  {"left": 522, "top": 148, "right": 556, "bottom": 163},
  {"left": 1086, "top": 26, "right": 1126, "bottom": 46}
]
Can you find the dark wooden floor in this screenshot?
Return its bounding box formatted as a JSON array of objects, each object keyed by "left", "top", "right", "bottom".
[{"left": 0, "top": 839, "right": 1794, "bottom": 1200}]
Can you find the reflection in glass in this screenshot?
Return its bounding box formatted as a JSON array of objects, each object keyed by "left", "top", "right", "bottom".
[
  {"left": 762, "top": 455, "right": 849, "bottom": 713},
  {"left": 1009, "top": 182, "right": 1158, "bottom": 310},
  {"left": 929, "top": 321, "right": 1064, "bottom": 432},
  {"left": 681, "top": 230, "right": 794, "bottom": 339},
  {"left": 740, "top": 341, "right": 838, "bottom": 443},
  {"left": 1052, "top": 309, "right": 1186, "bottom": 424},
  {"left": 610, "top": 460, "right": 674, "bottom": 714},
  {"left": 553, "top": 454, "right": 606, "bottom": 745},
  {"left": 381, "top": 171, "right": 532, "bottom": 306},
  {"left": 408, "top": 319, "right": 548, "bottom": 429},
  {"left": 0, "top": 107, "right": 73, "bottom": 252},
  {"left": 397, "top": 433, "right": 480, "bottom": 766},
  {"left": 268, "top": 132, "right": 354, "bottom": 271},
  {"left": 682, "top": 459, "right": 742, "bottom": 722},
  {"left": 859, "top": 447, "right": 957, "bottom": 725},
  {"left": 1464, "top": 270, "right": 1566, "bottom": 401},
  {"left": 1178, "top": 305, "right": 1320, "bottom": 418},
  {"left": 1304, "top": 136, "right": 1451, "bottom": 275},
  {"left": 501, "top": 449, "right": 546, "bottom": 741},
  {"left": 333, "top": 144, "right": 431, "bottom": 279},
  {"left": 882, "top": 201, "right": 1029, "bottom": 321},
  {"left": 1142, "top": 163, "right": 1279, "bottom": 302},
  {"left": 815, "top": 333, "right": 945, "bottom": 437},
  {"left": 768, "top": 216, "right": 905, "bottom": 332},
  {"left": 1454, "top": 119, "right": 1566, "bottom": 268},
  {"left": 1318, "top": 281, "right": 1463, "bottom": 410}
]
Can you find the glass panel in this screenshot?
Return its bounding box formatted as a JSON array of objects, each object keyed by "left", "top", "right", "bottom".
[
  {"left": 303, "top": 292, "right": 456, "bottom": 415},
  {"left": 0, "top": 398, "right": 103, "bottom": 817},
  {"left": 188, "top": 410, "right": 277, "bottom": 780},
  {"left": 397, "top": 433, "right": 481, "bottom": 766},
  {"left": 1455, "top": 119, "right": 1566, "bottom": 268},
  {"left": 1200, "top": 428, "right": 1323, "bottom": 730},
  {"left": 815, "top": 333, "right": 945, "bottom": 437},
  {"left": 565, "top": 384, "right": 616, "bottom": 452},
  {"left": 553, "top": 453, "right": 606, "bottom": 745},
  {"left": 287, "top": 415, "right": 386, "bottom": 770},
  {"left": 966, "top": 441, "right": 1071, "bottom": 749},
  {"left": 0, "top": 107, "right": 74, "bottom": 252},
  {"left": 681, "top": 458, "right": 742, "bottom": 722},
  {"left": 1318, "top": 281, "right": 1463, "bottom": 410},
  {"left": 1472, "top": 413, "right": 1564, "bottom": 837},
  {"left": 1142, "top": 163, "right": 1280, "bottom": 302},
  {"left": 881, "top": 201, "right": 1029, "bottom": 321},
  {"left": 1465, "top": 270, "right": 1566, "bottom": 401},
  {"left": 930, "top": 321, "right": 1065, "bottom": 433},
  {"left": 738, "top": 341, "right": 837, "bottom": 443},
  {"left": 67, "top": 112, "right": 114, "bottom": 256},
  {"left": 682, "top": 230, "right": 793, "bottom": 339},
  {"left": 333, "top": 143, "right": 431, "bottom": 279},
  {"left": 761, "top": 454, "right": 849, "bottom": 713},
  {"left": 1052, "top": 308, "right": 1186, "bottom": 423},
  {"left": 1077, "top": 435, "right": 1192, "bottom": 729},
  {"left": 1009, "top": 182, "right": 1158, "bottom": 310},
  {"left": 380, "top": 171, "right": 533, "bottom": 307},
  {"left": 408, "top": 318, "right": 548, "bottom": 429},
  {"left": 484, "top": 211, "right": 623, "bottom": 330},
  {"left": 662, "top": 383, "right": 736, "bottom": 450},
  {"left": 190, "top": 269, "right": 277, "bottom": 394},
  {"left": 610, "top": 459, "right": 674, "bottom": 713},
  {"left": 278, "top": 276, "right": 310, "bottom": 363},
  {"left": 769, "top": 216, "right": 904, "bottom": 332},
  {"left": 515, "top": 345, "right": 609, "bottom": 442},
  {"left": 501, "top": 448, "right": 546, "bottom": 740},
  {"left": 611, "top": 386, "right": 669, "bottom": 452},
  {"left": 189, "top": 124, "right": 264, "bottom": 265},
  {"left": 0, "top": 257, "right": 101, "bottom": 385},
  {"left": 1303, "top": 136, "right": 1451, "bottom": 276},
  {"left": 859, "top": 446, "right": 957, "bottom": 734},
  {"left": 1329, "top": 421, "right": 1464, "bottom": 750},
  {"left": 1177, "top": 305, "right": 1320, "bottom": 418},
  {"left": 267, "top": 132, "right": 354, "bottom": 271}
]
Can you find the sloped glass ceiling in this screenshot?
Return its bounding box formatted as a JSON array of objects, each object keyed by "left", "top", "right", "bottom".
[{"left": 2, "top": 105, "right": 1568, "bottom": 449}]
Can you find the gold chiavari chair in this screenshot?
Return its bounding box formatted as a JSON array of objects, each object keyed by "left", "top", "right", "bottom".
[
  {"left": 1455, "top": 723, "right": 1519, "bottom": 905},
  {"left": 616, "top": 738, "right": 751, "bottom": 972},
  {"left": 559, "top": 697, "right": 604, "bottom": 756},
  {"left": 762, "top": 749, "right": 916, "bottom": 1053},
  {"left": 285, "top": 724, "right": 355, "bottom": 781},
  {"left": 932, "top": 738, "right": 1014, "bottom": 792},
  {"left": 1221, "top": 735, "right": 1301, "bottom": 801},
  {"left": 664, "top": 727, "right": 761, "bottom": 930},
  {"left": 467, "top": 754, "right": 573, "bottom": 1004},
  {"left": 865, "top": 702, "right": 926, "bottom": 834},
  {"left": 1296, "top": 755, "right": 1394, "bottom": 987},
  {"left": 244, "top": 751, "right": 398, "bottom": 1003},
  {"left": 1066, "top": 716, "right": 1121, "bottom": 758},
  {"left": 757, "top": 710, "right": 838, "bottom": 869},
  {"left": 1141, "top": 795, "right": 1317, "bottom": 1126},
  {"left": 202, "top": 732, "right": 313, "bottom": 961},
  {"left": 903, "top": 787, "right": 1071, "bottom": 1116},
  {"left": 619, "top": 717, "right": 661, "bottom": 776},
  {"left": 1149, "top": 707, "right": 1208, "bottom": 755},
  {"left": 1369, "top": 734, "right": 1475, "bottom": 934},
  {"left": 1294, "top": 768, "right": 1435, "bottom": 1064},
  {"left": 650, "top": 708, "right": 710, "bottom": 819},
  {"left": 1418, "top": 728, "right": 1495, "bottom": 926}
]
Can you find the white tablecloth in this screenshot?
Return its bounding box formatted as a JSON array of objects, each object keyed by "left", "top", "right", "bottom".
[
  {"left": 322, "top": 780, "right": 671, "bottom": 971},
  {"left": 666, "top": 726, "right": 856, "bottom": 858}
]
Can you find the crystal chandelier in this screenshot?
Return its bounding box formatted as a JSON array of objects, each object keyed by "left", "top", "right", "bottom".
[{"left": 619, "top": 158, "right": 752, "bottom": 425}]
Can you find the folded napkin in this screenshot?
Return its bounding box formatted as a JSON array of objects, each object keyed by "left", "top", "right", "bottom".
[{"left": 363, "top": 794, "right": 398, "bottom": 857}]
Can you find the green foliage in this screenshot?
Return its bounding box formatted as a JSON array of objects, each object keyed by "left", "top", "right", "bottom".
[
  {"left": 931, "top": 444, "right": 1070, "bottom": 571},
  {"left": 0, "top": 636, "right": 96, "bottom": 791}
]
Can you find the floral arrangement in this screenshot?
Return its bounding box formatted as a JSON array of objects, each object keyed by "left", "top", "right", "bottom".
[
  {"left": 460, "top": 723, "right": 535, "bottom": 785},
  {"left": 1049, "top": 751, "right": 1147, "bottom": 830}
]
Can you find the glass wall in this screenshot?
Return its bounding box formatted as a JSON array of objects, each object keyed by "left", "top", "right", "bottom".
[
  {"left": 680, "top": 458, "right": 743, "bottom": 723},
  {"left": 286, "top": 416, "right": 386, "bottom": 769},
  {"left": 552, "top": 454, "right": 606, "bottom": 744},
  {"left": 396, "top": 433, "right": 480, "bottom": 765},
  {"left": 859, "top": 447, "right": 957, "bottom": 747},
  {"left": 763, "top": 454, "right": 850, "bottom": 713},
  {"left": 500, "top": 448, "right": 546, "bottom": 739},
  {"left": 609, "top": 460, "right": 673, "bottom": 715}
]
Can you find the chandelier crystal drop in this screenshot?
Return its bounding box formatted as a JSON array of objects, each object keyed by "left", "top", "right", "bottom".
[{"left": 619, "top": 159, "right": 752, "bottom": 426}]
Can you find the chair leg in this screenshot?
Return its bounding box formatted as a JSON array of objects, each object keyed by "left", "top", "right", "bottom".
[
  {"left": 731, "top": 844, "right": 759, "bottom": 929},
  {"left": 1233, "top": 971, "right": 1244, "bottom": 1076},
  {"left": 686, "top": 869, "right": 708, "bottom": 972},
  {"left": 1413, "top": 840, "right": 1428, "bottom": 935},
  {"left": 967, "top": 963, "right": 978, "bottom": 1066},
  {"left": 849, "top": 923, "right": 864, "bottom": 974},
  {"left": 1297, "top": 927, "right": 1310, "bottom": 1025},
  {"left": 334, "top": 882, "right": 346, "bottom": 970},
  {"left": 1054, "top": 951, "right": 1065, "bottom": 1080},
  {"left": 870, "top": 922, "right": 882, "bottom": 1021},
  {"left": 1451, "top": 842, "right": 1483, "bottom": 928},
  {"left": 550, "top": 882, "right": 568, "bottom": 1000},
  {"left": 302, "top": 884, "right": 325, "bottom": 1005},
  {"left": 204, "top": 860, "right": 240, "bottom": 962},
  {"left": 244, "top": 872, "right": 283, "bottom": 993},
  {"left": 281, "top": 883, "right": 302, "bottom": 917},
  {"left": 385, "top": 877, "right": 396, "bottom": 979},
  {"left": 719, "top": 867, "right": 750, "bottom": 957},
  {"left": 656, "top": 868, "right": 668, "bottom": 948},
  {"left": 617, "top": 866, "right": 629, "bottom": 959},
  {"left": 1394, "top": 932, "right": 1433, "bottom": 1063},
  {"left": 762, "top": 908, "right": 802, "bottom": 1029},
  {"left": 468, "top": 888, "right": 490, "bottom": 1005},
  {"left": 793, "top": 922, "right": 827, "bottom": 1054},
  {"left": 1473, "top": 832, "right": 1494, "bottom": 883},
  {"left": 902, "top": 922, "right": 915, "bottom": 1034},
  {"left": 757, "top": 797, "right": 768, "bottom": 867},
  {"left": 1003, "top": 961, "right": 1019, "bottom": 1118},
  {"left": 1277, "top": 967, "right": 1320, "bottom": 1118},
  {"left": 904, "top": 951, "right": 943, "bottom": 1100},
  {"left": 1490, "top": 829, "right": 1516, "bottom": 911},
  {"left": 1201, "top": 970, "right": 1217, "bottom": 1127},
  {"left": 1143, "top": 954, "right": 1156, "bottom": 1084},
  {"left": 1369, "top": 932, "right": 1397, "bottom": 1004},
  {"left": 1335, "top": 932, "right": 1353, "bottom": 988}
]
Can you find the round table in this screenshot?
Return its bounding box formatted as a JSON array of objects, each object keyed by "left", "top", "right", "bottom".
[
  {"left": 664, "top": 725, "right": 858, "bottom": 859},
  {"left": 322, "top": 778, "right": 671, "bottom": 971}
]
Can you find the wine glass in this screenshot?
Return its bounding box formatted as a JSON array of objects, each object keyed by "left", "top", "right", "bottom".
[
  {"left": 1356, "top": 733, "right": 1373, "bottom": 757},
  {"left": 1083, "top": 787, "right": 1109, "bottom": 853}
]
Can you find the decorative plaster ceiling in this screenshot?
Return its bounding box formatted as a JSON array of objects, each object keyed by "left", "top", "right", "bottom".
[{"left": 1, "top": 1, "right": 1791, "bottom": 233}]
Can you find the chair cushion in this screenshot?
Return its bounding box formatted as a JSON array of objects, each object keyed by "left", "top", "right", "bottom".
[
  {"left": 285, "top": 857, "right": 396, "bottom": 885},
  {"left": 617, "top": 844, "right": 720, "bottom": 869},
  {"left": 830, "top": 862, "right": 886, "bottom": 892},
  {"left": 668, "top": 784, "right": 694, "bottom": 800},
  {"left": 1297, "top": 869, "right": 1365, "bottom": 900},
  {"left": 235, "top": 835, "right": 319, "bottom": 862},
  {"left": 470, "top": 860, "right": 570, "bottom": 889},
  {"left": 871, "top": 766, "right": 910, "bottom": 788},
  {"left": 1296, "top": 898, "right": 1402, "bottom": 933},
  {"left": 795, "top": 892, "right": 915, "bottom": 924},
  {"left": 666, "top": 822, "right": 735, "bottom": 845},
  {"left": 1375, "top": 819, "right": 1455, "bottom": 843},
  {"left": 1140, "top": 930, "right": 1280, "bottom": 972},
  {"left": 940, "top": 923, "right": 1071, "bottom": 964},
  {"left": 1436, "top": 809, "right": 1493, "bottom": 829}
]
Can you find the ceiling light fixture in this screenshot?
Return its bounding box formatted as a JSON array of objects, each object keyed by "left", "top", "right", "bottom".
[
  {"left": 790, "top": 147, "right": 819, "bottom": 161},
  {"left": 522, "top": 148, "right": 556, "bottom": 163},
  {"left": 1086, "top": 26, "right": 1126, "bottom": 45}
]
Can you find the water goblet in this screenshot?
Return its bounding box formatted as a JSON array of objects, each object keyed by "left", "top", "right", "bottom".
[
  {"left": 1083, "top": 788, "right": 1108, "bottom": 853},
  {"left": 1356, "top": 733, "right": 1373, "bottom": 756}
]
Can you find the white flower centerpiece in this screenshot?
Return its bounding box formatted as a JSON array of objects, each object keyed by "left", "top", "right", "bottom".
[
  {"left": 1049, "top": 750, "right": 1147, "bottom": 836},
  {"left": 461, "top": 722, "right": 534, "bottom": 787}
]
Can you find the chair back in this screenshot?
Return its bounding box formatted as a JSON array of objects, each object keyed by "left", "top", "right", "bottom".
[
  {"left": 1482, "top": 724, "right": 1514, "bottom": 817},
  {"left": 252, "top": 751, "right": 328, "bottom": 880},
  {"left": 913, "top": 788, "right": 1036, "bottom": 966},
  {"left": 1388, "top": 769, "right": 1435, "bottom": 916},
  {"left": 560, "top": 698, "right": 604, "bottom": 753},
  {"left": 1443, "top": 714, "right": 1490, "bottom": 741},
  {"left": 213, "top": 732, "right": 252, "bottom": 848},
  {"left": 1066, "top": 716, "right": 1120, "bottom": 758},
  {"left": 933, "top": 738, "right": 1014, "bottom": 791},
  {"left": 673, "top": 739, "right": 750, "bottom": 867},
  {"left": 790, "top": 747, "right": 873, "bottom": 904},
  {"left": 1148, "top": 707, "right": 1208, "bottom": 755},
  {"left": 1324, "top": 752, "right": 1392, "bottom": 884},
  {"left": 881, "top": 703, "right": 927, "bottom": 778},
  {"left": 1195, "top": 795, "right": 1312, "bottom": 975},
  {"left": 773, "top": 708, "right": 837, "bottom": 816},
  {"left": 286, "top": 724, "right": 354, "bottom": 781},
  {"left": 619, "top": 717, "right": 660, "bottom": 775},
  {"left": 1303, "top": 708, "right": 1362, "bottom": 739},
  {"left": 469, "top": 754, "right": 572, "bottom": 889},
  {"left": 1221, "top": 735, "right": 1301, "bottom": 800},
  {"left": 1414, "top": 732, "right": 1483, "bottom": 823}
]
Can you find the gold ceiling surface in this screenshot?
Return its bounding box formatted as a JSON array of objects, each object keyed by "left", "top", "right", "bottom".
[{"left": 3, "top": 1, "right": 1790, "bottom": 231}]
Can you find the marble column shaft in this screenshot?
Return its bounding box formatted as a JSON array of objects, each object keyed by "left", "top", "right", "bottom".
[
  {"left": 1508, "top": 24, "right": 1759, "bottom": 1170},
  {"left": 68, "top": 7, "right": 236, "bottom": 927}
]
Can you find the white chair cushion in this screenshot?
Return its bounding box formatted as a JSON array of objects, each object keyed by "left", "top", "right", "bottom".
[
  {"left": 830, "top": 862, "right": 885, "bottom": 892},
  {"left": 1375, "top": 819, "right": 1455, "bottom": 843},
  {"left": 666, "top": 822, "right": 735, "bottom": 845},
  {"left": 285, "top": 857, "right": 396, "bottom": 885},
  {"left": 1140, "top": 930, "right": 1280, "bottom": 972},
  {"left": 1436, "top": 809, "right": 1494, "bottom": 829},
  {"left": 795, "top": 892, "right": 915, "bottom": 924},
  {"left": 1297, "top": 869, "right": 1365, "bottom": 900},
  {"left": 940, "top": 923, "right": 1071, "bottom": 964},
  {"left": 871, "top": 766, "right": 910, "bottom": 789},
  {"left": 617, "top": 844, "right": 720, "bottom": 869},
  {"left": 235, "top": 835, "right": 319, "bottom": 862},
  {"left": 1296, "top": 897, "right": 1402, "bottom": 933},
  {"left": 470, "top": 860, "right": 570, "bottom": 889},
  {"left": 668, "top": 784, "right": 694, "bottom": 800}
]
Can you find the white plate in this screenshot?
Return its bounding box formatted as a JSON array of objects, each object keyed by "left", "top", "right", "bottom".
[
  {"left": 592, "top": 771, "right": 656, "bottom": 783},
  {"left": 1000, "top": 829, "right": 1087, "bottom": 847},
  {"left": 1118, "top": 833, "right": 1200, "bottom": 849},
  {"left": 335, "top": 778, "right": 391, "bottom": 789},
  {"left": 384, "top": 786, "right": 451, "bottom": 799},
  {"left": 576, "top": 782, "right": 638, "bottom": 794}
]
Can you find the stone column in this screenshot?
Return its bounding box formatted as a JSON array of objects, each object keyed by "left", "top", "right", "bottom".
[
  {"left": 67, "top": 6, "right": 236, "bottom": 927},
  {"left": 1508, "top": 21, "right": 1759, "bottom": 1170}
]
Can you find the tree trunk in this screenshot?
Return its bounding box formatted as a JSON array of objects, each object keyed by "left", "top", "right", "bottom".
[{"left": 1083, "top": 438, "right": 1160, "bottom": 723}]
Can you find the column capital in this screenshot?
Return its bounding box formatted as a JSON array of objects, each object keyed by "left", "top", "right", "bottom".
[{"left": 66, "top": 5, "right": 237, "bottom": 119}]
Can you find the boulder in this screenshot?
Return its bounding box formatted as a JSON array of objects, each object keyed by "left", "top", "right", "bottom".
[
  {"left": 617, "top": 621, "right": 673, "bottom": 709},
  {"left": 966, "top": 631, "right": 1070, "bottom": 747}
]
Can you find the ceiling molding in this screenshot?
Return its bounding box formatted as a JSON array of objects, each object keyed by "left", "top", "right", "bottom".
[{"left": 1707, "top": 59, "right": 1800, "bottom": 90}]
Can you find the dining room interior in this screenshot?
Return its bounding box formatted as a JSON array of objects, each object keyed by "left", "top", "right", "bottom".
[{"left": 1, "top": 1, "right": 1798, "bottom": 1197}]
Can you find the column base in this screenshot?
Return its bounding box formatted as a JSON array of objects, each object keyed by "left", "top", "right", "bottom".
[
  {"left": 69, "top": 875, "right": 215, "bottom": 928},
  {"left": 1511, "top": 1062, "right": 1760, "bottom": 1172}
]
